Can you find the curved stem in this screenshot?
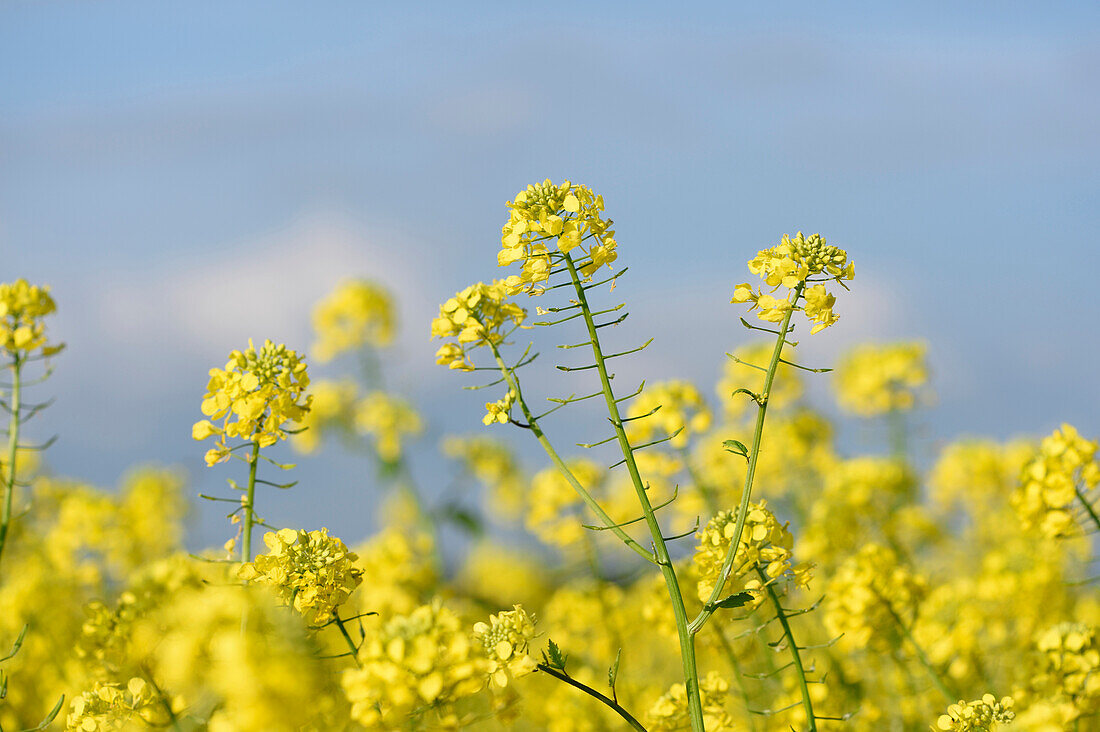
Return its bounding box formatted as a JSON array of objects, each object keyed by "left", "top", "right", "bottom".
[
  {"left": 882, "top": 595, "right": 955, "bottom": 703},
  {"left": 0, "top": 355, "right": 22, "bottom": 572},
  {"left": 536, "top": 664, "right": 647, "bottom": 732},
  {"left": 691, "top": 282, "right": 804, "bottom": 635},
  {"left": 759, "top": 567, "right": 816, "bottom": 731},
  {"left": 333, "top": 610, "right": 363, "bottom": 668},
  {"left": 240, "top": 439, "right": 261, "bottom": 564},
  {"left": 561, "top": 253, "right": 705, "bottom": 732},
  {"left": 488, "top": 344, "right": 653, "bottom": 563}
]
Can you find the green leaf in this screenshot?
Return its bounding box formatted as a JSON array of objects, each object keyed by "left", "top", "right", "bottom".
[
  {"left": 608, "top": 647, "right": 622, "bottom": 691},
  {"left": 545, "top": 639, "right": 568, "bottom": 671},
  {"left": 722, "top": 439, "right": 750, "bottom": 461},
  {"left": 714, "top": 592, "right": 754, "bottom": 610}
]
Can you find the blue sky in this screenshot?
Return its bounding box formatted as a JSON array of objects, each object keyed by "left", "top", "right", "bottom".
[{"left": 2, "top": 1, "right": 1098, "bottom": 549}]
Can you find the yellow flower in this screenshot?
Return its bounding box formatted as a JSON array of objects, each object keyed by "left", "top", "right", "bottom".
[
  {"left": 1030, "top": 622, "right": 1100, "bottom": 720},
  {"left": 625, "top": 380, "right": 712, "bottom": 450},
  {"left": 192, "top": 339, "right": 311, "bottom": 465},
  {"left": 472, "top": 605, "right": 537, "bottom": 689},
  {"left": 431, "top": 281, "right": 526, "bottom": 371},
  {"left": 0, "top": 279, "right": 63, "bottom": 357},
  {"left": 933, "top": 695, "right": 1015, "bottom": 731},
  {"left": 646, "top": 671, "right": 737, "bottom": 731},
  {"left": 834, "top": 341, "right": 930, "bottom": 417},
  {"left": 354, "top": 390, "right": 423, "bottom": 461},
  {"left": 290, "top": 378, "right": 358, "bottom": 454},
  {"left": 498, "top": 179, "right": 617, "bottom": 292},
  {"left": 692, "top": 500, "right": 811, "bottom": 609},
  {"left": 237, "top": 528, "right": 363, "bottom": 625},
  {"left": 66, "top": 678, "right": 153, "bottom": 731},
  {"left": 1012, "top": 423, "right": 1100, "bottom": 538},
  {"left": 732, "top": 232, "right": 853, "bottom": 334},
  {"left": 311, "top": 279, "right": 396, "bottom": 361},
  {"left": 483, "top": 388, "right": 516, "bottom": 426},
  {"left": 341, "top": 600, "right": 487, "bottom": 729}
]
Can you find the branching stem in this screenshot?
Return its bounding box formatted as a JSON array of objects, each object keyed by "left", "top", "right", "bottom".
[
  {"left": 240, "top": 439, "right": 261, "bottom": 564},
  {"left": 759, "top": 567, "right": 816, "bottom": 731}
]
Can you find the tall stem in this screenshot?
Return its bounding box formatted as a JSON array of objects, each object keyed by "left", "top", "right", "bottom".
[
  {"left": 691, "top": 282, "right": 804, "bottom": 634},
  {"left": 333, "top": 610, "right": 363, "bottom": 668},
  {"left": 759, "top": 568, "right": 816, "bottom": 731},
  {"left": 0, "top": 355, "right": 22, "bottom": 572},
  {"left": 562, "top": 254, "right": 705, "bottom": 732},
  {"left": 240, "top": 439, "right": 261, "bottom": 564}
]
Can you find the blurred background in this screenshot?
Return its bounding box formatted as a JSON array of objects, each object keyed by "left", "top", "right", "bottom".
[{"left": 2, "top": 1, "right": 1098, "bottom": 550}]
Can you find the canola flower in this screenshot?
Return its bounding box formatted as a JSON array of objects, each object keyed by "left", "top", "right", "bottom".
[
  {"left": 238, "top": 528, "right": 363, "bottom": 625},
  {"left": 65, "top": 678, "right": 155, "bottom": 731},
  {"left": 692, "top": 500, "right": 811, "bottom": 610},
  {"left": 731, "top": 232, "right": 854, "bottom": 334},
  {"left": 341, "top": 599, "right": 486, "bottom": 729},
  {"left": 192, "top": 339, "right": 312, "bottom": 466},
  {"left": 354, "top": 390, "right": 423, "bottom": 462},
  {"left": 626, "top": 380, "right": 712, "bottom": 450},
  {"left": 498, "top": 179, "right": 617, "bottom": 292},
  {"left": 0, "top": 279, "right": 63, "bottom": 357},
  {"left": 484, "top": 387, "right": 516, "bottom": 426},
  {"left": 646, "top": 671, "right": 737, "bottom": 732},
  {"left": 472, "top": 605, "right": 537, "bottom": 689},
  {"left": 311, "top": 278, "right": 396, "bottom": 362},
  {"left": 834, "top": 341, "right": 930, "bottom": 417},
  {"left": 431, "top": 280, "right": 526, "bottom": 371},
  {"left": 933, "top": 695, "right": 1015, "bottom": 731},
  {"left": 1030, "top": 622, "right": 1100, "bottom": 722},
  {"left": 1012, "top": 423, "right": 1100, "bottom": 538}
]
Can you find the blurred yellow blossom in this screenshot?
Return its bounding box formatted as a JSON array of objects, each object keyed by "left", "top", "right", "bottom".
[
  {"left": 354, "top": 390, "right": 423, "bottom": 461},
  {"left": 934, "top": 695, "right": 1015, "bottom": 731},
  {"left": 626, "top": 380, "right": 712, "bottom": 450},
  {"left": 646, "top": 671, "right": 736, "bottom": 731},
  {"left": 834, "top": 341, "right": 930, "bottom": 417},
  {"left": 1012, "top": 423, "right": 1100, "bottom": 538},
  {"left": 311, "top": 279, "right": 395, "bottom": 361},
  {"left": 431, "top": 281, "right": 526, "bottom": 370}
]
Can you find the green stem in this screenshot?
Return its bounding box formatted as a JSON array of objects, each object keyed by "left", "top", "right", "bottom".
[
  {"left": 0, "top": 355, "right": 22, "bottom": 573},
  {"left": 240, "top": 439, "right": 261, "bottom": 564},
  {"left": 759, "top": 567, "right": 816, "bottom": 731},
  {"left": 333, "top": 610, "right": 363, "bottom": 668},
  {"left": 488, "top": 345, "right": 653, "bottom": 563},
  {"left": 1075, "top": 485, "right": 1100, "bottom": 535},
  {"left": 882, "top": 596, "right": 955, "bottom": 703},
  {"left": 561, "top": 253, "right": 705, "bottom": 732},
  {"left": 713, "top": 626, "right": 756, "bottom": 732},
  {"left": 537, "top": 664, "right": 647, "bottom": 732},
  {"left": 690, "top": 282, "right": 804, "bottom": 635},
  {"left": 887, "top": 407, "right": 906, "bottom": 460}
]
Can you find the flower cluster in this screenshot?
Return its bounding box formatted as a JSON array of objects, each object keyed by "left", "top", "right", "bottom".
[
  {"left": 472, "top": 605, "right": 537, "bottom": 689},
  {"left": 0, "top": 278, "right": 63, "bottom": 357},
  {"left": 311, "top": 279, "right": 395, "bottom": 362},
  {"left": 498, "top": 179, "right": 617, "bottom": 292},
  {"left": 834, "top": 341, "right": 930, "bottom": 417},
  {"left": 341, "top": 600, "right": 486, "bottom": 729},
  {"left": 692, "top": 500, "right": 810, "bottom": 608},
  {"left": 66, "top": 678, "right": 155, "bottom": 731},
  {"left": 1012, "top": 423, "right": 1100, "bottom": 538},
  {"left": 526, "top": 459, "right": 606, "bottom": 547},
  {"left": 1030, "top": 622, "right": 1100, "bottom": 720},
  {"left": 934, "top": 695, "right": 1015, "bottom": 731},
  {"left": 431, "top": 281, "right": 526, "bottom": 371},
  {"left": 354, "top": 390, "right": 423, "bottom": 462},
  {"left": 626, "top": 379, "right": 712, "bottom": 450},
  {"left": 237, "top": 528, "right": 363, "bottom": 625},
  {"left": 192, "top": 339, "right": 312, "bottom": 466},
  {"left": 824, "top": 543, "right": 927, "bottom": 651},
  {"left": 731, "top": 232, "right": 854, "bottom": 333},
  {"left": 646, "top": 671, "right": 737, "bottom": 731},
  {"left": 482, "top": 387, "right": 516, "bottom": 426}
]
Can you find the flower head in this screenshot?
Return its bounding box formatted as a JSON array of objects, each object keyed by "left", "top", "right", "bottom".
[
  {"left": 0, "top": 278, "right": 63, "bottom": 357},
  {"left": 731, "top": 232, "right": 853, "bottom": 334},
  {"left": 646, "top": 671, "right": 737, "bottom": 731},
  {"left": 238, "top": 528, "right": 363, "bottom": 625},
  {"left": 692, "top": 500, "right": 811, "bottom": 609},
  {"left": 934, "top": 695, "right": 1015, "bottom": 731},
  {"left": 1012, "top": 424, "right": 1100, "bottom": 538},
  {"left": 483, "top": 388, "right": 516, "bottom": 426},
  {"left": 192, "top": 339, "right": 311, "bottom": 466},
  {"left": 311, "top": 279, "right": 396, "bottom": 361},
  {"left": 431, "top": 281, "right": 526, "bottom": 371},
  {"left": 354, "top": 391, "right": 423, "bottom": 462},
  {"left": 499, "top": 179, "right": 617, "bottom": 293},
  {"left": 472, "top": 605, "right": 537, "bottom": 688},
  {"left": 66, "top": 678, "right": 155, "bottom": 731},
  {"left": 834, "top": 341, "right": 930, "bottom": 417}
]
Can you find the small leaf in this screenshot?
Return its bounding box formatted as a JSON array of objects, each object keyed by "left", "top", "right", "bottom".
[
  {"left": 545, "top": 639, "right": 568, "bottom": 671},
  {"left": 714, "top": 592, "right": 754, "bottom": 610},
  {"left": 608, "top": 648, "right": 622, "bottom": 691},
  {"left": 722, "top": 439, "right": 749, "bottom": 461}
]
